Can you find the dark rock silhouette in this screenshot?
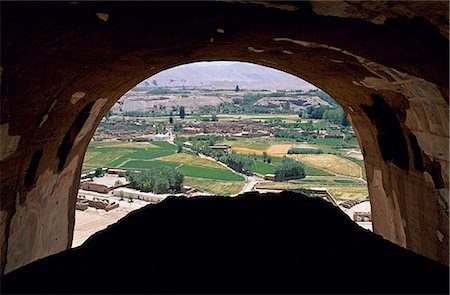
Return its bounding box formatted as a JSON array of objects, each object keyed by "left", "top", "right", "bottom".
[{"left": 2, "top": 192, "right": 448, "bottom": 294}]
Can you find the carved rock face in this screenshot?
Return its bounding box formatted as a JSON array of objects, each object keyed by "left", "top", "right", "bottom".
[{"left": 0, "top": 1, "right": 448, "bottom": 274}]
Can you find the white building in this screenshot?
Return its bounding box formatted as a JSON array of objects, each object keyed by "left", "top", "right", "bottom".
[{"left": 151, "top": 130, "right": 172, "bottom": 141}]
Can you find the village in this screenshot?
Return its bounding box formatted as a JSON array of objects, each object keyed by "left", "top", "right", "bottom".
[
  {"left": 93, "top": 115, "right": 349, "bottom": 141},
  {"left": 75, "top": 79, "right": 368, "bottom": 249},
  {"left": 74, "top": 149, "right": 371, "bottom": 247}
]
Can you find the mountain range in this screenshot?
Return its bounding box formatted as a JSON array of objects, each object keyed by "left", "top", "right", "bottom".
[{"left": 135, "top": 61, "right": 316, "bottom": 91}]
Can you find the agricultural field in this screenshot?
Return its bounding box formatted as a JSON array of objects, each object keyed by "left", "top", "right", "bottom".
[
  {"left": 217, "top": 138, "right": 344, "bottom": 177},
  {"left": 266, "top": 144, "right": 293, "bottom": 157},
  {"left": 157, "top": 153, "right": 225, "bottom": 169},
  {"left": 184, "top": 177, "right": 244, "bottom": 196},
  {"left": 220, "top": 138, "right": 294, "bottom": 157},
  {"left": 221, "top": 139, "right": 273, "bottom": 151},
  {"left": 212, "top": 136, "right": 368, "bottom": 200},
  {"left": 82, "top": 141, "right": 245, "bottom": 193},
  {"left": 83, "top": 141, "right": 177, "bottom": 171},
  {"left": 255, "top": 179, "right": 368, "bottom": 201},
  {"left": 83, "top": 124, "right": 367, "bottom": 200},
  {"left": 287, "top": 154, "right": 362, "bottom": 178},
  {"left": 176, "top": 165, "right": 244, "bottom": 181}
]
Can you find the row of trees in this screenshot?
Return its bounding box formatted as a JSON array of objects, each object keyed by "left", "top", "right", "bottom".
[
  {"left": 218, "top": 151, "right": 254, "bottom": 174},
  {"left": 301, "top": 105, "right": 350, "bottom": 127},
  {"left": 127, "top": 167, "right": 184, "bottom": 194},
  {"left": 262, "top": 152, "right": 272, "bottom": 164},
  {"left": 322, "top": 107, "right": 350, "bottom": 127},
  {"left": 275, "top": 157, "right": 306, "bottom": 181}
]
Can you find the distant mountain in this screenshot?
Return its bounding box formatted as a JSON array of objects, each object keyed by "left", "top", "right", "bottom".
[{"left": 135, "top": 61, "right": 316, "bottom": 91}]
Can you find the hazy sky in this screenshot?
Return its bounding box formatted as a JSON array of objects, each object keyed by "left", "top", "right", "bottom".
[{"left": 142, "top": 61, "right": 317, "bottom": 90}]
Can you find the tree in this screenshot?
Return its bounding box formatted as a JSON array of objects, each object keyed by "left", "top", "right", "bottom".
[
  {"left": 119, "top": 190, "right": 125, "bottom": 201},
  {"left": 262, "top": 151, "right": 268, "bottom": 162},
  {"left": 173, "top": 122, "right": 183, "bottom": 132},
  {"left": 169, "top": 116, "right": 174, "bottom": 124},
  {"left": 154, "top": 178, "right": 170, "bottom": 194},
  {"left": 275, "top": 157, "right": 305, "bottom": 181},
  {"left": 323, "top": 107, "right": 343, "bottom": 124},
  {"left": 305, "top": 106, "right": 326, "bottom": 119},
  {"left": 126, "top": 167, "right": 184, "bottom": 194},
  {"left": 176, "top": 143, "right": 183, "bottom": 153},
  {"left": 235, "top": 85, "right": 240, "bottom": 92},
  {"left": 94, "top": 167, "right": 104, "bottom": 177},
  {"left": 211, "top": 114, "right": 218, "bottom": 121},
  {"left": 179, "top": 106, "right": 186, "bottom": 119},
  {"left": 114, "top": 180, "right": 123, "bottom": 187},
  {"left": 219, "top": 151, "right": 254, "bottom": 173}
]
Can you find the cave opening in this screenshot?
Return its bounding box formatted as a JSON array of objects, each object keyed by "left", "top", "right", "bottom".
[
  {"left": 73, "top": 61, "right": 372, "bottom": 247},
  {"left": 1, "top": 2, "right": 448, "bottom": 287}
]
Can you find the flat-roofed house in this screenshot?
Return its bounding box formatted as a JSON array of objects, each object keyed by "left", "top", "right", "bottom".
[{"left": 80, "top": 175, "right": 129, "bottom": 193}]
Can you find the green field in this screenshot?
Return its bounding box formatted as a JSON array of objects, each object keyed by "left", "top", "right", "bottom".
[
  {"left": 184, "top": 177, "right": 244, "bottom": 196},
  {"left": 253, "top": 161, "right": 276, "bottom": 174},
  {"left": 176, "top": 164, "right": 244, "bottom": 181},
  {"left": 221, "top": 139, "right": 272, "bottom": 151},
  {"left": 150, "top": 141, "right": 178, "bottom": 150},
  {"left": 83, "top": 142, "right": 244, "bottom": 184},
  {"left": 121, "top": 160, "right": 179, "bottom": 170},
  {"left": 83, "top": 141, "right": 178, "bottom": 172},
  {"left": 303, "top": 165, "right": 333, "bottom": 176},
  {"left": 312, "top": 137, "right": 359, "bottom": 150},
  {"left": 255, "top": 181, "right": 368, "bottom": 201},
  {"left": 83, "top": 137, "right": 366, "bottom": 199}
]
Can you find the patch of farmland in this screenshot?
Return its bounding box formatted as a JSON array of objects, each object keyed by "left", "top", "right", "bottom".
[
  {"left": 231, "top": 147, "right": 265, "bottom": 156},
  {"left": 127, "top": 149, "right": 176, "bottom": 159},
  {"left": 81, "top": 165, "right": 96, "bottom": 172},
  {"left": 266, "top": 144, "right": 293, "bottom": 157},
  {"left": 303, "top": 165, "right": 334, "bottom": 176},
  {"left": 288, "top": 154, "right": 361, "bottom": 178},
  {"left": 254, "top": 182, "right": 368, "bottom": 201},
  {"left": 157, "top": 153, "right": 225, "bottom": 169},
  {"left": 253, "top": 161, "right": 276, "bottom": 175},
  {"left": 150, "top": 141, "right": 178, "bottom": 150},
  {"left": 176, "top": 165, "right": 244, "bottom": 181},
  {"left": 89, "top": 141, "right": 159, "bottom": 149},
  {"left": 253, "top": 155, "right": 332, "bottom": 176},
  {"left": 106, "top": 149, "right": 175, "bottom": 167},
  {"left": 312, "top": 137, "right": 359, "bottom": 149},
  {"left": 120, "top": 160, "right": 179, "bottom": 170},
  {"left": 184, "top": 177, "right": 244, "bottom": 196},
  {"left": 84, "top": 148, "right": 134, "bottom": 168},
  {"left": 221, "top": 139, "right": 271, "bottom": 150}
]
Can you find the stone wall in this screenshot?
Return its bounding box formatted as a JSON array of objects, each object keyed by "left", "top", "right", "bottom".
[{"left": 1, "top": 1, "right": 448, "bottom": 274}]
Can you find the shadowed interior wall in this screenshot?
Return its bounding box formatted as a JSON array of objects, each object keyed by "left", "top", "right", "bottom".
[{"left": 0, "top": 1, "right": 448, "bottom": 274}]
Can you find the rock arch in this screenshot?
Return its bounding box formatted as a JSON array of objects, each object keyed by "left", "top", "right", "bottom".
[{"left": 1, "top": 1, "right": 448, "bottom": 274}]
